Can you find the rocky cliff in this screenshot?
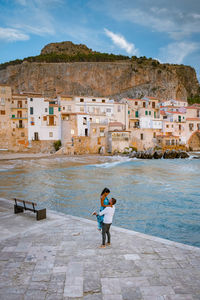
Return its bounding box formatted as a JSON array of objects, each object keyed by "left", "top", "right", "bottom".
[{"left": 0, "top": 42, "right": 199, "bottom": 100}]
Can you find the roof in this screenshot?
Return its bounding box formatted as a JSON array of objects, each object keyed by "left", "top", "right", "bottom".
[
  {"left": 186, "top": 106, "right": 199, "bottom": 109},
  {"left": 166, "top": 111, "right": 185, "bottom": 114},
  {"left": 61, "top": 112, "right": 88, "bottom": 115},
  {"left": 186, "top": 118, "right": 200, "bottom": 121},
  {"left": 157, "top": 134, "right": 179, "bottom": 138}
]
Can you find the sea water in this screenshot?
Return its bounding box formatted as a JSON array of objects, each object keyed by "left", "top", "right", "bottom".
[{"left": 0, "top": 155, "right": 199, "bottom": 247}]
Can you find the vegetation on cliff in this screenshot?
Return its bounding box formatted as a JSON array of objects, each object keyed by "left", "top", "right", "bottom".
[{"left": 0, "top": 52, "right": 130, "bottom": 70}]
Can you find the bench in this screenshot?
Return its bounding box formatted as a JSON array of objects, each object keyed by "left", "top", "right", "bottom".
[{"left": 13, "top": 198, "right": 46, "bottom": 221}]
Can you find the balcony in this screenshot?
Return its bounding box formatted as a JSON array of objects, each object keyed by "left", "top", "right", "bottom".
[
  {"left": 10, "top": 105, "right": 28, "bottom": 109},
  {"left": 10, "top": 115, "right": 28, "bottom": 120}
]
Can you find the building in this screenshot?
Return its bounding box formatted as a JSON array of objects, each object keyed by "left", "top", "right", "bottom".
[{"left": 0, "top": 84, "right": 12, "bottom": 150}]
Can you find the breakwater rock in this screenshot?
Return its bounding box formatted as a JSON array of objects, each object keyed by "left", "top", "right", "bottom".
[{"left": 129, "top": 150, "right": 190, "bottom": 159}]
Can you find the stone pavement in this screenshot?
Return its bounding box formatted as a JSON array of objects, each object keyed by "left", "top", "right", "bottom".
[{"left": 0, "top": 199, "right": 200, "bottom": 300}]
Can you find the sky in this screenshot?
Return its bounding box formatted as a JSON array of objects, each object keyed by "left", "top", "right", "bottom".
[{"left": 0, "top": 0, "right": 200, "bottom": 80}]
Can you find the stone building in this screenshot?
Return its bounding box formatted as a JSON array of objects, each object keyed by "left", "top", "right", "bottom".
[{"left": 0, "top": 84, "right": 12, "bottom": 150}]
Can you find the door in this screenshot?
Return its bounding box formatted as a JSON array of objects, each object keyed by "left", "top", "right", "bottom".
[{"left": 34, "top": 132, "right": 39, "bottom": 141}]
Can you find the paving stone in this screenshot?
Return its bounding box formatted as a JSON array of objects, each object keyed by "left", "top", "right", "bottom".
[{"left": 0, "top": 203, "right": 200, "bottom": 300}]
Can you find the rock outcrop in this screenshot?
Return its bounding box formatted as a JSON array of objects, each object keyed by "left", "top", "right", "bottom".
[
  {"left": 0, "top": 42, "right": 199, "bottom": 99},
  {"left": 41, "top": 41, "right": 93, "bottom": 56}
]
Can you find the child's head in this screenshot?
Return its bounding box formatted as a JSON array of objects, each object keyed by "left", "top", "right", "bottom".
[
  {"left": 110, "top": 198, "right": 117, "bottom": 205},
  {"left": 101, "top": 187, "right": 110, "bottom": 196}
]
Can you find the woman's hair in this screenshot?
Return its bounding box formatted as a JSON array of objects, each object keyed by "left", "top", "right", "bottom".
[{"left": 101, "top": 187, "right": 110, "bottom": 196}]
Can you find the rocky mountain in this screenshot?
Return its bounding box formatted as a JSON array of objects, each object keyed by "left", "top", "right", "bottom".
[
  {"left": 40, "top": 41, "right": 94, "bottom": 56},
  {"left": 0, "top": 42, "right": 199, "bottom": 100}
]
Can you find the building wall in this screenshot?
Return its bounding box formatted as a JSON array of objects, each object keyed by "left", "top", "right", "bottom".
[{"left": 0, "top": 85, "right": 12, "bottom": 149}]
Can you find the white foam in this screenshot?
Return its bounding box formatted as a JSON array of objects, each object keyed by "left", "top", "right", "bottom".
[{"left": 91, "top": 156, "right": 133, "bottom": 168}]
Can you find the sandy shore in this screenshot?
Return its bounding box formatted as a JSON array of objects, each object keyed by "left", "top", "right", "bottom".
[{"left": 0, "top": 152, "right": 56, "bottom": 161}]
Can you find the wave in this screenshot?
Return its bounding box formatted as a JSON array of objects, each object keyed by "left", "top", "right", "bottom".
[{"left": 90, "top": 156, "right": 134, "bottom": 168}]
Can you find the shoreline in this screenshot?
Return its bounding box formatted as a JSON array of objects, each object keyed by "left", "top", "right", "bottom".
[{"left": 0, "top": 151, "right": 200, "bottom": 161}]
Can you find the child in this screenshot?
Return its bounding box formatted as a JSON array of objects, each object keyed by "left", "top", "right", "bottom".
[{"left": 93, "top": 198, "right": 117, "bottom": 248}]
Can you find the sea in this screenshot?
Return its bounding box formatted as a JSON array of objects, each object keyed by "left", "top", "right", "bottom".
[{"left": 0, "top": 154, "right": 200, "bottom": 247}]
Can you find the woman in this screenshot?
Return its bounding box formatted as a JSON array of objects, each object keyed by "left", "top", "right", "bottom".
[{"left": 93, "top": 187, "right": 111, "bottom": 230}]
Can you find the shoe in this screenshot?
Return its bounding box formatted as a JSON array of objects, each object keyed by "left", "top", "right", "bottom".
[
  {"left": 106, "top": 243, "right": 111, "bottom": 246},
  {"left": 99, "top": 245, "right": 106, "bottom": 248}
]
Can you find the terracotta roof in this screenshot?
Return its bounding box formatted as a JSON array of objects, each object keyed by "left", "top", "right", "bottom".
[
  {"left": 166, "top": 111, "right": 185, "bottom": 114},
  {"left": 186, "top": 118, "right": 200, "bottom": 121},
  {"left": 186, "top": 106, "right": 199, "bottom": 109},
  {"left": 61, "top": 112, "right": 88, "bottom": 115},
  {"left": 157, "top": 134, "right": 179, "bottom": 138}
]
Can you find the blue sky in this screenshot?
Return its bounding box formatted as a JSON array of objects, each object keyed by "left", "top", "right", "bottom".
[{"left": 0, "top": 0, "right": 200, "bottom": 80}]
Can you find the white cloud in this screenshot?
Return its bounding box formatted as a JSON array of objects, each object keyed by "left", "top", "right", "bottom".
[
  {"left": 0, "top": 27, "right": 29, "bottom": 42},
  {"left": 159, "top": 42, "right": 199, "bottom": 64},
  {"left": 104, "top": 28, "right": 139, "bottom": 56}
]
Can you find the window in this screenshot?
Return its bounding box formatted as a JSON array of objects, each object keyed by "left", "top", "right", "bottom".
[
  {"left": 154, "top": 112, "right": 156, "bottom": 118},
  {"left": 80, "top": 107, "right": 84, "bottom": 112},
  {"left": 71, "top": 129, "right": 74, "bottom": 135},
  {"left": 179, "top": 125, "right": 181, "bottom": 131},
  {"left": 106, "top": 108, "right": 111, "bottom": 113},
  {"left": 100, "top": 128, "right": 105, "bottom": 136},
  {"left": 189, "top": 123, "right": 194, "bottom": 131},
  {"left": 1, "top": 87, "right": 5, "bottom": 94},
  {"left": 21, "top": 132, "right": 25, "bottom": 137},
  {"left": 178, "top": 116, "right": 181, "bottom": 122},
  {"left": 1, "top": 98, "right": 5, "bottom": 105},
  {"left": 92, "top": 128, "right": 97, "bottom": 134},
  {"left": 92, "top": 99, "right": 96, "bottom": 102},
  {"left": 145, "top": 111, "right": 148, "bottom": 116},
  {"left": 0, "top": 110, "right": 5, "bottom": 115},
  {"left": 49, "top": 107, "right": 54, "bottom": 115},
  {"left": 63, "top": 107, "right": 65, "bottom": 110},
  {"left": 149, "top": 111, "right": 151, "bottom": 115},
  {"left": 49, "top": 132, "right": 53, "bottom": 137},
  {"left": 30, "top": 107, "right": 34, "bottom": 115},
  {"left": 83, "top": 117, "right": 87, "bottom": 125},
  {"left": 197, "top": 123, "right": 200, "bottom": 130},
  {"left": 163, "top": 116, "right": 167, "bottom": 119},
  {"left": 30, "top": 98, "right": 33, "bottom": 101},
  {"left": 143, "top": 102, "right": 146, "bottom": 108},
  {"left": 118, "top": 105, "right": 121, "bottom": 112},
  {"left": 43, "top": 116, "right": 47, "bottom": 121},
  {"left": 96, "top": 119, "right": 99, "bottom": 123},
  {"left": 135, "top": 101, "right": 138, "bottom": 105},
  {"left": 80, "top": 98, "right": 84, "bottom": 102},
  {"left": 67, "top": 105, "right": 71, "bottom": 111},
  {"left": 153, "top": 132, "right": 156, "bottom": 138},
  {"left": 166, "top": 125, "right": 169, "bottom": 128},
  {"left": 166, "top": 140, "right": 170, "bottom": 146},
  {"left": 140, "top": 133, "right": 143, "bottom": 140},
  {"left": 45, "top": 108, "right": 48, "bottom": 113},
  {"left": 135, "top": 111, "right": 139, "bottom": 118},
  {"left": 152, "top": 102, "right": 155, "bottom": 108},
  {"left": 102, "top": 99, "right": 105, "bottom": 103}
]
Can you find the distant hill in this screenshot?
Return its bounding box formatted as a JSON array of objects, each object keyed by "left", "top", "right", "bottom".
[{"left": 0, "top": 41, "right": 199, "bottom": 103}]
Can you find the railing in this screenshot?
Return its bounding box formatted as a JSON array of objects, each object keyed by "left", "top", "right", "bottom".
[
  {"left": 10, "top": 115, "right": 28, "bottom": 119},
  {"left": 10, "top": 105, "right": 28, "bottom": 109}
]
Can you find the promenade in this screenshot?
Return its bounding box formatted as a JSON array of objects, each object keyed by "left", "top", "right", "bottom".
[{"left": 0, "top": 198, "right": 200, "bottom": 300}]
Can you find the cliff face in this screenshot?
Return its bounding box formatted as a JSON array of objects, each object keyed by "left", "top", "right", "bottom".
[{"left": 0, "top": 60, "right": 199, "bottom": 100}]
